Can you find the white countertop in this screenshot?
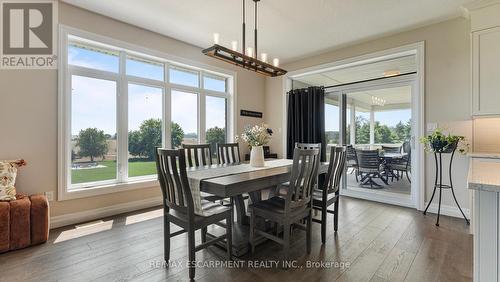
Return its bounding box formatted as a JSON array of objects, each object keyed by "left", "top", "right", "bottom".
[
  {"left": 468, "top": 152, "right": 500, "bottom": 159},
  {"left": 468, "top": 158, "right": 500, "bottom": 192}
]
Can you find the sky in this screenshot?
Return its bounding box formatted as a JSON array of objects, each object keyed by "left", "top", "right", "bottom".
[
  {"left": 70, "top": 44, "right": 408, "bottom": 137},
  {"left": 69, "top": 45, "right": 226, "bottom": 136}
]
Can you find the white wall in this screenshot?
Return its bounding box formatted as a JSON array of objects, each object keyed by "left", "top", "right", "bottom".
[
  {"left": 0, "top": 3, "right": 266, "bottom": 218},
  {"left": 265, "top": 17, "right": 472, "bottom": 210}
]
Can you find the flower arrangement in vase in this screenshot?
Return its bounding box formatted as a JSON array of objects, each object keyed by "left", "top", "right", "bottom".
[{"left": 236, "top": 124, "right": 273, "bottom": 167}]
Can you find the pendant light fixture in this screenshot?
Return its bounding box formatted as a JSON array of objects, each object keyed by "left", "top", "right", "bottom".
[{"left": 202, "top": 0, "right": 287, "bottom": 77}]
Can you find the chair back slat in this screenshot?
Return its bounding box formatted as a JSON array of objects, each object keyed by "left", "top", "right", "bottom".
[
  {"left": 357, "top": 150, "right": 381, "bottom": 170},
  {"left": 295, "top": 142, "right": 321, "bottom": 150},
  {"left": 382, "top": 145, "right": 402, "bottom": 154},
  {"left": 182, "top": 144, "right": 213, "bottom": 167},
  {"left": 217, "top": 143, "right": 241, "bottom": 165},
  {"left": 324, "top": 146, "right": 347, "bottom": 194},
  {"left": 155, "top": 148, "right": 194, "bottom": 214},
  {"left": 287, "top": 147, "right": 320, "bottom": 211}
]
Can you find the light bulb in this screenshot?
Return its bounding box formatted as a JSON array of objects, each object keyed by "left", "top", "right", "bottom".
[
  {"left": 246, "top": 47, "right": 254, "bottom": 57},
  {"left": 231, "top": 41, "right": 238, "bottom": 51},
  {"left": 213, "top": 33, "right": 220, "bottom": 44},
  {"left": 261, "top": 53, "right": 268, "bottom": 63},
  {"left": 273, "top": 58, "right": 280, "bottom": 67}
]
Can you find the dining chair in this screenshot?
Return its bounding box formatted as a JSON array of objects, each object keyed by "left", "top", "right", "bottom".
[
  {"left": 295, "top": 142, "right": 321, "bottom": 150},
  {"left": 312, "top": 146, "right": 346, "bottom": 243},
  {"left": 155, "top": 148, "right": 232, "bottom": 280},
  {"left": 216, "top": 142, "right": 241, "bottom": 165},
  {"left": 249, "top": 147, "right": 320, "bottom": 262},
  {"left": 356, "top": 149, "right": 388, "bottom": 188},
  {"left": 382, "top": 145, "right": 402, "bottom": 154},
  {"left": 182, "top": 143, "right": 213, "bottom": 167},
  {"left": 182, "top": 144, "right": 224, "bottom": 203},
  {"left": 346, "top": 145, "right": 359, "bottom": 182}
]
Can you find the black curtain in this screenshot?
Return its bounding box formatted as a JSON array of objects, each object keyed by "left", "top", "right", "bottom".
[{"left": 286, "top": 86, "right": 326, "bottom": 161}]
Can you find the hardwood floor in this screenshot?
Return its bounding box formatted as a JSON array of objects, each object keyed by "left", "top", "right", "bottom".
[{"left": 0, "top": 197, "right": 472, "bottom": 282}]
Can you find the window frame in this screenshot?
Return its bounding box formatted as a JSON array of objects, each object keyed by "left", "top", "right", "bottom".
[{"left": 58, "top": 25, "right": 236, "bottom": 201}]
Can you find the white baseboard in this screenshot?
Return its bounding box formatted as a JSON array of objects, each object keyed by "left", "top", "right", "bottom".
[
  {"left": 50, "top": 197, "right": 163, "bottom": 229},
  {"left": 423, "top": 202, "right": 471, "bottom": 219},
  {"left": 341, "top": 188, "right": 415, "bottom": 209}
]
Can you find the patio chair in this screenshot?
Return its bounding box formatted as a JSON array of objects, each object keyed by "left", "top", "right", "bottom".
[
  {"left": 356, "top": 149, "right": 388, "bottom": 188},
  {"left": 381, "top": 145, "right": 402, "bottom": 154},
  {"left": 346, "top": 145, "right": 359, "bottom": 182},
  {"left": 392, "top": 143, "right": 411, "bottom": 183}
]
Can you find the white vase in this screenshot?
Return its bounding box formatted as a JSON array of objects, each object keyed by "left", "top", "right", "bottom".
[{"left": 250, "top": 146, "right": 265, "bottom": 167}]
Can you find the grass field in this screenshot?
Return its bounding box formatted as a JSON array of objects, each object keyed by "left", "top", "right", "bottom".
[{"left": 71, "top": 160, "right": 157, "bottom": 184}]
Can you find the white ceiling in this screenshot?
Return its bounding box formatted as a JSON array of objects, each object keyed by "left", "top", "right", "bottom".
[
  {"left": 326, "top": 86, "right": 412, "bottom": 112},
  {"left": 62, "top": 0, "right": 473, "bottom": 63},
  {"left": 295, "top": 55, "right": 416, "bottom": 87}
]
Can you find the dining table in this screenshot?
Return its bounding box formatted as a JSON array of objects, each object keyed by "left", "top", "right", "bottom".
[
  {"left": 379, "top": 152, "right": 408, "bottom": 181},
  {"left": 186, "top": 158, "right": 329, "bottom": 257}
]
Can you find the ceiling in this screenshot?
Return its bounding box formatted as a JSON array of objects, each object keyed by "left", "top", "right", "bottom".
[
  {"left": 62, "top": 0, "right": 473, "bottom": 63},
  {"left": 326, "top": 85, "right": 412, "bottom": 112},
  {"left": 295, "top": 55, "right": 416, "bottom": 87}
]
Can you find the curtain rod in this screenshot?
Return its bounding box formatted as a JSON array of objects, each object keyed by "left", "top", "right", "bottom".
[{"left": 324, "top": 71, "right": 416, "bottom": 89}]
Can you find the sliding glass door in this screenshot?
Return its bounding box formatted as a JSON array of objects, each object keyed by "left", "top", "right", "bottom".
[{"left": 325, "top": 81, "right": 416, "bottom": 207}]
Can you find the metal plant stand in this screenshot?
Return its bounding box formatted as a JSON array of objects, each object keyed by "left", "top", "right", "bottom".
[{"left": 423, "top": 144, "right": 470, "bottom": 226}]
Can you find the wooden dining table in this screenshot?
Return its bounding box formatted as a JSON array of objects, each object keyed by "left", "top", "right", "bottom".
[{"left": 187, "top": 159, "right": 329, "bottom": 257}]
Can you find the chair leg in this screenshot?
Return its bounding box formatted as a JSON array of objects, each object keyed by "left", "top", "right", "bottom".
[
  {"left": 406, "top": 170, "right": 411, "bottom": 183},
  {"left": 306, "top": 212, "right": 312, "bottom": 254},
  {"left": 226, "top": 214, "right": 233, "bottom": 260},
  {"left": 188, "top": 228, "right": 196, "bottom": 280},
  {"left": 321, "top": 203, "right": 327, "bottom": 244},
  {"left": 334, "top": 198, "right": 339, "bottom": 232},
  {"left": 249, "top": 211, "right": 255, "bottom": 253},
  {"left": 201, "top": 227, "right": 207, "bottom": 243},
  {"left": 282, "top": 222, "right": 290, "bottom": 266},
  {"left": 164, "top": 214, "right": 170, "bottom": 262}
]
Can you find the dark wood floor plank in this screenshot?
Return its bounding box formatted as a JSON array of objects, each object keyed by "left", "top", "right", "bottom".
[{"left": 0, "top": 196, "right": 472, "bottom": 282}]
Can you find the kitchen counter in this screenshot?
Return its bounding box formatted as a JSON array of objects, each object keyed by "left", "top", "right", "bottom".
[
  {"left": 468, "top": 158, "right": 500, "bottom": 192},
  {"left": 468, "top": 152, "right": 500, "bottom": 159},
  {"left": 468, "top": 157, "right": 500, "bottom": 282}
]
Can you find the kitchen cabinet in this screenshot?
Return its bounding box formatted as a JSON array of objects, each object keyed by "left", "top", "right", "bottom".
[{"left": 468, "top": 1, "right": 500, "bottom": 116}]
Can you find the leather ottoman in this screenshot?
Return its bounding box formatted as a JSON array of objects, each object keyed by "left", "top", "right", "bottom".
[{"left": 0, "top": 195, "right": 49, "bottom": 253}]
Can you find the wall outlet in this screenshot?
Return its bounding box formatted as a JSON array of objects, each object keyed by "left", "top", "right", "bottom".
[
  {"left": 44, "top": 191, "right": 54, "bottom": 201},
  {"left": 427, "top": 123, "right": 438, "bottom": 133}
]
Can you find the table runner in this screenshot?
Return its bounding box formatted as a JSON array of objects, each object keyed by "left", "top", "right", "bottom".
[{"left": 187, "top": 159, "right": 293, "bottom": 216}]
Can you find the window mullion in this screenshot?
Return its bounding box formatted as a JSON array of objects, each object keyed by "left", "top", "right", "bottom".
[
  {"left": 117, "top": 51, "right": 128, "bottom": 182},
  {"left": 199, "top": 71, "right": 206, "bottom": 144},
  {"left": 164, "top": 63, "right": 172, "bottom": 149}
]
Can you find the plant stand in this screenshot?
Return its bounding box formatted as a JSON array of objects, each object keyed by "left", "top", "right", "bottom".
[{"left": 423, "top": 146, "right": 470, "bottom": 226}]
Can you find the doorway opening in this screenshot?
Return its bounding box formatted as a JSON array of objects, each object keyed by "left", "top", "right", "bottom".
[{"left": 285, "top": 43, "right": 424, "bottom": 209}]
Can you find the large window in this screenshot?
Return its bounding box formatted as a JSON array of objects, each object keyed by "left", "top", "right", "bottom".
[{"left": 60, "top": 29, "right": 234, "bottom": 198}]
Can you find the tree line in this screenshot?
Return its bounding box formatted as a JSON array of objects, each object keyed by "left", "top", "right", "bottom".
[
  {"left": 326, "top": 116, "right": 411, "bottom": 145},
  {"left": 74, "top": 118, "right": 226, "bottom": 162}
]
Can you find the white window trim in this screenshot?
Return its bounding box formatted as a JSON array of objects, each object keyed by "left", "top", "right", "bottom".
[{"left": 58, "top": 25, "right": 237, "bottom": 201}]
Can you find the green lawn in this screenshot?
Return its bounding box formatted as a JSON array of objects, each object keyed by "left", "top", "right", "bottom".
[{"left": 72, "top": 160, "right": 157, "bottom": 184}]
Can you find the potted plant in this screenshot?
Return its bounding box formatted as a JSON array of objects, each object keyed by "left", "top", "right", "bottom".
[
  {"left": 236, "top": 124, "right": 273, "bottom": 167},
  {"left": 420, "top": 128, "right": 469, "bottom": 154}
]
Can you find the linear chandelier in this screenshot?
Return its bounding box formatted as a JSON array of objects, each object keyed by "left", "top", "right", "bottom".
[{"left": 202, "top": 0, "right": 287, "bottom": 77}]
